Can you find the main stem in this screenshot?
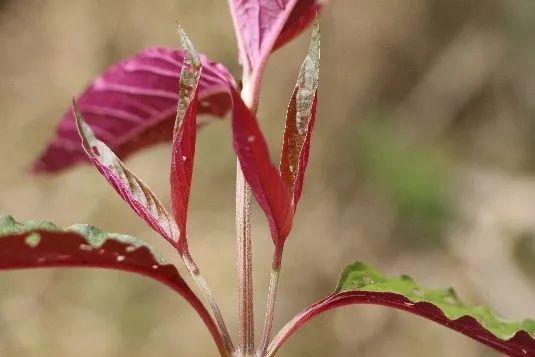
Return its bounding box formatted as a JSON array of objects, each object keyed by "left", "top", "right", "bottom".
[
  {"left": 236, "top": 77, "right": 258, "bottom": 356},
  {"left": 236, "top": 166, "right": 254, "bottom": 355}
]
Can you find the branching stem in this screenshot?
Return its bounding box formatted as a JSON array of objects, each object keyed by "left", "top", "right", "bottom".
[
  {"left": 236, "top": 76, "right": 259, "bottom": 356},
  {"left": 258, "top": 251, "right": 282, "bottom": 356},
  {"left": 182, "top": 253, "right": 234, "bottom": 356}
]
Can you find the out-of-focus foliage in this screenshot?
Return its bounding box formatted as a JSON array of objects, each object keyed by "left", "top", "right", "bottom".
[{"left": 332, "top": 117, "right": 453, "bottom": 249}]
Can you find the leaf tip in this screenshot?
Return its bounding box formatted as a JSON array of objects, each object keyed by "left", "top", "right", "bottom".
[
  {"left": 71, "top": 98, "right": 84, "bottom": 130},
  {"left": 176, "top": 23, "right": 200, "bottom": 69}
]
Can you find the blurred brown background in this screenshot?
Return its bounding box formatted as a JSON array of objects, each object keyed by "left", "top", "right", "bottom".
[{"left": 1, "top": 0, "right": 535, "bottom": 356}]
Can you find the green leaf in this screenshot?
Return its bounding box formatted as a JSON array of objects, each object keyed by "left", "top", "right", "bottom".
[
  {"left": 336, "top": 262, "right": 535, "bottom": 340},
  {"left": 268, "top": 261, "right": 535, "bottom": 357}
]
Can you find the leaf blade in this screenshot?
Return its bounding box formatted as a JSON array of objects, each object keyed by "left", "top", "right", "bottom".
[
  {"left": 33, "top": 47, "right": 232, "bottom": 174},
  {"left": 0, "top": 215, "right": 227, "bottom": 356},
  {"left": 267, "top": 261, "right": 535, "bottom": 356},
  {"left": 74, "top": 104, "right": 180, "bottom": 246},
  {"left": 273, "top": 0, "right": 324, "bottom": 51},
  {"left": 231, "top": 88, "right": 292, "bottom": 245},
  {"left": 231, "top": 22, "right": 321, "bottom": 250},
  {"left": 170, "top": 26, "right": 202, "bottom": 252},
  {"left": 228, "top": 0, "right": 322, "bottom": 78},
  {"left": 280, "top": 19, "right": 320, "bottom": 209}
]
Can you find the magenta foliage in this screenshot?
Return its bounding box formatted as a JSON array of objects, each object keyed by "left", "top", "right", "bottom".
[
  {"left": 74, "top": 102, "right": 180, "bottom": 247},
  {"left": 0, "top": 226, "right": 227, "bottom": 355},
  {"left": 228, "top": 0, "right": 323, "bottom": 78},
  {"left": 34, "top": 48, "right": 232, "bottom": 174}
]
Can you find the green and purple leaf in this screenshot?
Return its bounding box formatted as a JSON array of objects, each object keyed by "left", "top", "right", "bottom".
[
  {"left": 228, "top": 0, "right": 323, "bottom": 80},
  {"left": 0, "top": 215, "right": 227, "bottom": 356},
  {"left": 74, "top": 104, "right": 180, "bottom": 246},
  {"left": 169, "top": 27, "right": 202, "bottom": 253},
  {"left": 267, "top": 262, "right": 535, "bottom": 357},
  {"left": 33, "top": 47, "right": 232, "bottom": 174}
]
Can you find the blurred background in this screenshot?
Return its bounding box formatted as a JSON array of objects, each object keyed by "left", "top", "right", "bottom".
[{"left": 1, "top": 0, "right": 535, "bottom": 356}]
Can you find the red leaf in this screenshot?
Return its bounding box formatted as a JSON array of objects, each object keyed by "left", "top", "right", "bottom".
[
  {"left": 0, "top": 216, "right": 227, "bottom": 355},
  {"left": 280, "top": 95, "right": 317, "bottom": 207},
  {"left": 228, "top": 0, "right": 322, "bottom": 78},
  {"left": 74, "top": 104, "right": 180, "bottom": 247},
  {"left": 170, "top": 28, "right": 202, "bottom": 252},
  {"left": 231, "top": 88, "right": 292, "bottom": 245},
  {"left": 231, "top": 21, "right": 319, "bottom": 251},
  {"left": 33, "top": 47, "right": 232, "bottom": 174},
  {"left": 280, "top": 20, "right": 319, "bottom": 210},
  {"left": 274, "top": 0, "right": 324, "bottom": 51}
]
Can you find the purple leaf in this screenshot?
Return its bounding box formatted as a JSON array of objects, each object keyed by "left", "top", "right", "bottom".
[
  {"left": 0, "top": 215, "right": 227, "bottom": 356},
  {"left": 274, "top": 0, "right": 324, "bottom": 51},
  {"left": 170, "top": 27, "right": 202, "bottom": 253},
  {"left": 228, "top": 0, "right": 322, "bottom": 79},
  {"left": 74, "top": 103, "right": 180, "bottom": 247},
  {"left": 33, "top": 47, "right": 233, "bottom": 174}
]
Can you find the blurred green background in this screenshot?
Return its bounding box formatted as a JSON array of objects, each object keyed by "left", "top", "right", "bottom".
[{"left": 1, "top": 0, "right": 535, "bottom": 356}]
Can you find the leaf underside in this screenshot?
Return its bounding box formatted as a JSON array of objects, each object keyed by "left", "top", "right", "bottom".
[
  {"left": 74, "top": 104, "right": 180, "bottom": 246},
  {"left": 229, "top": 0, "right": 322, "bottom": 77},
  {"left": 274, "top": 0, "right": 323, "bottom": 52},
  {"left": 268, "top": 262, "right": 535, "bottom": 357},
  {"left": 0, "top": 215, "right": 226, "bottom": 355},
  {"left": 33, "top": 47, "right": 232, "bottom": 174}
]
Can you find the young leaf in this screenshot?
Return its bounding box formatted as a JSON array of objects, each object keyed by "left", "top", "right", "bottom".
[
  {"left": 231, "top": 23, "right": 320, "bottom": 252},
  {"left": 0, "top": 215, "right": 227, "bottom": 356},
  {"left": 33, "top": 47, "right": 233, "bottom": 174},
  {"left": 231, "top": 88, "right": 292, "bottom": 246},
  {"left": 170, "top": 26, "right": 202, "bottom": 252},
  {"left": 228, "top": 0, "right": 322, "bottom": 78},
  {"left": 74, "top": 104, "right": 181, "bottom": 246},
  {"left": 280, "top": 19, "right": 319, "bottom": 210},
  {"left": 267, "top": 262, "right": 535, "bottom": 357}
]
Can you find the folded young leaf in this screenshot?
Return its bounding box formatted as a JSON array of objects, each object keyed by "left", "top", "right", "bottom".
[
  {"left": 280, "top": 20, "right": 319, "bottom": 210},
  {"left": 231, "top": 88, "right": 292, "bottom": 246},
  {"left": 232, "top": 22, "right": 319, "bottom": 253},
  {"left": 74, "top": 104, "right": 181, "bottom": 246},
  {"left": 228, "top": 0, "right": 322, "bottom": 79},
  {"left": 170, "top": 27, "right": 202, "bottom": 252},
  {"left": 267, "top": 262, "right": 535, "bottom": 357},
  {"left": 0, "top": 215, "right": 227, "bottom": 356},
  {"left": 33, "top": 47, "right": 233, "bottom": 174}
]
